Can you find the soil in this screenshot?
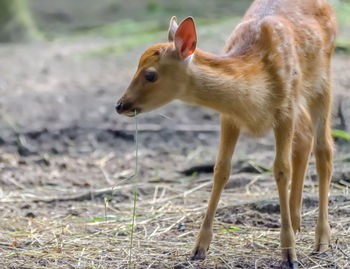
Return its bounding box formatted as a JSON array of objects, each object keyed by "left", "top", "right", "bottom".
[{"left": 1, "top": 7, "right": 350, "bottom": 268}]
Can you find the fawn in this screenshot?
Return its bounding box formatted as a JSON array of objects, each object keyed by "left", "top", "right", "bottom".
[{"left": 116, "top": 0, "right": 337, "bottom": 267}]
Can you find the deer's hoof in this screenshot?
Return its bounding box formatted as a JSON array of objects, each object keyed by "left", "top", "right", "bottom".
[
  {"left": 313, "top": 241, "right": 330, "bottom": 254},
  {"left": 315, "top": 221, "right": 330, "bottom": 253},
  {"left": 190, "top": 246, "right": 207, "bottom": 260},
  {"left": 281, "top": 260, "right": 299, "bottom": 269},
  {"left": 310, "top": 248, "right": 329, "bottom": 258}
]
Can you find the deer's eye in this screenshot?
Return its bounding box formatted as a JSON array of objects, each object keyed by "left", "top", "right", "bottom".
[{"left": 145, "top": 70, "right": 158, "bottom": 83}]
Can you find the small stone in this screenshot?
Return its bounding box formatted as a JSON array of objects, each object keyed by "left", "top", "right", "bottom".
[
  {"left": 25, "top": 212, "right": 36, "bottom": 218},
  {"left": 177, "top": 222, "right": 185, "bottom": 231}
]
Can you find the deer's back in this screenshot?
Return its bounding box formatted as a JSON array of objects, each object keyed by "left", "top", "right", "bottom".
[
  {"left": 225, "top": 0, "right": 336, "bottom": 56},
  {"left": 223, "top": 0, "right": 337, "bottom": 114}
]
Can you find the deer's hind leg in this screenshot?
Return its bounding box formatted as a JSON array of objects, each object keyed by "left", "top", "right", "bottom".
[
  {"left": 310, "top": 70, "right": 333, "bottom": 253},
  {"left": 273, "top": 113, "right": 298, "bottom": 267},
  {"left": 289, "top": 106, "right": 313, "bottom": 234},
  {"left": 311, "top": 107, "right": 333, "bottom": 252}
]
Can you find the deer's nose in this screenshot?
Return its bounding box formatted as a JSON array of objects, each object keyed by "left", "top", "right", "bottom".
[{"left": 115, "top": 100, "right": 123, "bottom": 114}]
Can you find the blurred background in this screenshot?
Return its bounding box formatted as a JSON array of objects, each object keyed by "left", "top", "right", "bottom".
[{"left": 0, "top": 1, "right": 349, "bottom": 268}]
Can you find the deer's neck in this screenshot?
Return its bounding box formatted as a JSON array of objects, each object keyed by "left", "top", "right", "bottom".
[
  {"left": 180, "top": 49, "right": 266, "bottom": 115},
  {"left": 178, "top": 49, "right": 274, "bottom": 134}
]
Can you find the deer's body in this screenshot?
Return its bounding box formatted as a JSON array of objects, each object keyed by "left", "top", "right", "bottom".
[
  {"left": 116, "top": 0, "right": 336, "bottom": 267},
  {"left": 182, "top": 0, "right": 336, "bottom": 136}
]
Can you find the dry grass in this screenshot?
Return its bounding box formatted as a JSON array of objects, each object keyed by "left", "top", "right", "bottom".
[{"left": 0, "top": 179, "right": 349, "bottom": 269}]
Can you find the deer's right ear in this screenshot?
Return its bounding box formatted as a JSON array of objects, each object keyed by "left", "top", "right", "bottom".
[
  {"left": 174, "top": 17, "right": 197, "bottom": 59},
  {"left": 168, "top": 16, "right": 178, "bottom": 42}
]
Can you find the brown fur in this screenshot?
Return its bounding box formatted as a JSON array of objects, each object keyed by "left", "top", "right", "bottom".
[{"left": 117, "top": 0, "right": 337, "bottom": 265}]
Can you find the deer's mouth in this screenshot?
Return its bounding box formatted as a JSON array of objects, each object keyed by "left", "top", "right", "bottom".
[
  {"left": 123, "top": 107, "right": 141, "bottom": 117},
  {"left": 115, "top": 99, "right": 141, "bottom": 117}
]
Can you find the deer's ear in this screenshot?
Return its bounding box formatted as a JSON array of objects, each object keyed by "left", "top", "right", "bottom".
[
  {"left": 168, "top": 16, "right": 178, "bottom": 42},
  {"left": 174, "top": 17, "right": 197, "bottom": 59}
]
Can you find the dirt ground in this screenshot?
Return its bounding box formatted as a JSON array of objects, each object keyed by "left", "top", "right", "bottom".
[{"left": 1, "top": 2, "right": 350, "bottom": 268}]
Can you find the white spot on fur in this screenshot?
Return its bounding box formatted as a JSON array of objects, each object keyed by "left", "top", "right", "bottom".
[
  {"left": 276, "top": 23, "right": 283, "bottom": 30},
  {"left": 271, "top": 28, "right": 278, "bottom": 41},
  {"left": 278, "top": 69, "right": 286, "bottom": 77},
  {"left": 316, "top": 0, "right": 324, "bottom": 8},
  {"left": 185, "top": 54, "right": 193, "bottom": 65},
  {"left": 255, "top": 31, "right": 261, "bottom": 40}
]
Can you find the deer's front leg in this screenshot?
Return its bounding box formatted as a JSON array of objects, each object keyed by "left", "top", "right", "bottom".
[{"left": 191, "top": 116, "right": 239, "bottom": 260}]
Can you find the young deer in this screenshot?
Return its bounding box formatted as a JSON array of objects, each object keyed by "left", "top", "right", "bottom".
[{"left": 116, "top": 0, "right": 337, "bottom": 267}]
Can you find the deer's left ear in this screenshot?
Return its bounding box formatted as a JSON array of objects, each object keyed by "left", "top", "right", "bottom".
[
  {"left": 174, "top": 17, "right": 197, "bottom": 59},
  {"left": 168, "top": 16, "right": 178, "bottom": 42}
]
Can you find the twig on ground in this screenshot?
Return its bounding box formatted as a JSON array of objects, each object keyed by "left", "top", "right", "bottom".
[{"left": 99, "top": 166, "right": 113, "bottom": 185}]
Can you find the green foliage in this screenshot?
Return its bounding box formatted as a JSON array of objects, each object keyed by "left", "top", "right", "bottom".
[
  {"left": 76, "top": 19, "right": 163, "bottom": 57},
  {"left": 335, "top": 1, "right": 350, "bottom": 26},
  {"left": 83, "top": 32, "right": 160, "bottom": 57},
  {"left": 219, "top": 226, "right": 240, "bottom": 233},
  {"left": 0, "top": 0, "right": 39, "bottom": 42},
  {"left": 335, "top": 37, "right": 350, "bottom": 53},
  {"left": 191, "top": 171, "right": 199, "bottom": 177},
  {"left": 147, "top": 2, "right": 163, "bottom": 14},
  {"left": 88, "top": 216, "right": 106, "bottom": 223},
  {"left": 332, "top": 129, "right": 350, "bottom": 141},
  {"left": 333, "top": 0, "right": 350, "bottom": 53},
  {"left": 75, "top": 19, "right": 162, "bottom": 39},
  {"left": 75, "top": 0, "right": 350, "bottom": 57}
]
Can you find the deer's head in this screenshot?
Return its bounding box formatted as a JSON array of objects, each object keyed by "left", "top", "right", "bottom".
[{"left": 116, "top": 17, "right": 197, "bottom": 116}]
